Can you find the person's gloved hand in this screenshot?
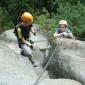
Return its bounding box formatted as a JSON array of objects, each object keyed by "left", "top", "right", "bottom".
[
  {"left": 30, "top": 44, "right": 34, "bottom": 49},
  {"left": 25, "top": 41, "right": 34, "bottom": 49},
  {"left": 62, "top": 32, "right": 68, "bottom": 37},
  {"left": 34, "top": 32, "right": 37, "bottom": 36}
]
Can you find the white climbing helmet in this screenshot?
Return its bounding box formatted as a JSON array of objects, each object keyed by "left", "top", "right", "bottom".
[{"left": 59, "top": 20, "right": 68, "bottom": 26}]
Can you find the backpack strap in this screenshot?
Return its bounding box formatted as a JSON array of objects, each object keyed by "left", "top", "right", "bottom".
[
  {"left": 14, "top": 24, "right": 23, "bottom": 48},
  {"left": 17, "top": 27, "right": 22, "bottom": 39}
]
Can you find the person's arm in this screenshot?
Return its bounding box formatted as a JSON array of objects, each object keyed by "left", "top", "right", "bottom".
[
  {"left": 67, "top": 33, "right": 75, "bottom": 39},
  {"left": 22, "top": 37, "right": 31, "bottom": 46},
  {"left": 31, "top": 27, "right": 37, "bottom": 36},
  {"left": 54, "top": 28, "right": 63, "bottom": 38},
  {"left": 54, "top": 32, "right": 63, "bottom": 38},
  {"left": 66, "top": 29, "right": 75, "bottom": 39},
  {"left": 22, "top": 37, "right": 33, "bottom": 49}
]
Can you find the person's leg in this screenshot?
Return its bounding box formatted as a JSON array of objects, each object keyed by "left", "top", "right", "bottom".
[{"left": 21, "top": 44, "right": 35, "bottom": 64}]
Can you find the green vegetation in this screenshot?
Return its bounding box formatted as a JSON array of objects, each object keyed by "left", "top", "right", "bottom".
[{"left": 0, "top": 0, "right": 85, "bottom": 40}]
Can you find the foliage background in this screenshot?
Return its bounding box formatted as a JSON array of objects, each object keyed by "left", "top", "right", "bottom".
[{"left": 0, "top": 0, "right": 85, "bottom": 40}]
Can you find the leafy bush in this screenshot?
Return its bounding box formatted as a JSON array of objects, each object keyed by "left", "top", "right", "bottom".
[
  {"left": 0, "top": 0, "right": 85, "bottom": 40},
  {"left": 35, "top": 2, "right": 85, "bottom": 40},
  {"left": 0, "top": 7, "right": 14, "bottom": 33},
  {"left": 35, "top": 14, "right": 57, "bottom": 42}
]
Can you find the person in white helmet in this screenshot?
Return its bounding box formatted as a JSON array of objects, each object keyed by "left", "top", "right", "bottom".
[{"left": 54, "top": 20, "right": 74, "bottom": 39}]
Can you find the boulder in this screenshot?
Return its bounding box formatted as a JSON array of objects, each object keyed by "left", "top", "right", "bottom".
[
  {"left": 0, "top": 28, "right": 82, "bottom": 85},
  {"left": 40, "top": 79, "right": 82, "bottom": 85},
  {"left": 48, "top": 38, "right": 85, "bottom": 85}
]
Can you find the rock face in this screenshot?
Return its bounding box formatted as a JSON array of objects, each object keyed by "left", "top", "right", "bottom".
[
  {"left": 48, "top": 38, "right": 85, "bottom": 85},
  {"left": 0, "top": 41, "right": 37, "bottom": 85},
  {"left": 0, "top": 26, "right": 82, "bottom": 85},
  {"left": 39, "top": 79, "right": 82, "bottom": 85}
]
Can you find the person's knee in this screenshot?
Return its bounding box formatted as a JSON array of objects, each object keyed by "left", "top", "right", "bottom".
[
  {"left": 22, "top": 49, "right": 32, "bottom": 56},
  {"left": 21, "top": 44, "right": 32, "bottom": 56},
  {"left": 25, "top": 48, "right": 32, "bottom": 55}
]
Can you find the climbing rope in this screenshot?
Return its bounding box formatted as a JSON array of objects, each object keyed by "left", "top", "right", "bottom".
[
  {"left": 33, "top": 37, "right": 61, "bottom": 85},
  {"left": 33, "top": 34, "right": 85, "bottom": 85}
]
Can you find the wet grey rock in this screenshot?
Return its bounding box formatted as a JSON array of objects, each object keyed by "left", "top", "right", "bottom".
[
  {"left": 48, "top": 38, "right": 85, "bottom": 85},
  {"left": 40, "top": 79, "right": 82, "bottom": 85},
  {"left": 0, "top": 41, "right": 37, "bottom": 85},
  {"left": 0, "top": 27, "right": 82, "bottom": 85}
]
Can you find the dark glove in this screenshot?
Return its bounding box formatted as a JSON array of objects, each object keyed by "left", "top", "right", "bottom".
[
  {"left": 30, "top": 44, "right": 34, "bottom": 49},
  {"left": 34, "top": 32, "right": 37, "bottom": 36}
]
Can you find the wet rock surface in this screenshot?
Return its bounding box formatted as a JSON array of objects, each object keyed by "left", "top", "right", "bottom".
[
  {"left": 0, "top": 26, "right": 82, "bottom": 85},
  {"left": 48, "top": 38, "right": 85, "bottom": 85}
]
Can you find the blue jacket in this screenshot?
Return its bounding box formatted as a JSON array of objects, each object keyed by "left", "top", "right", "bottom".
[{"left": 55, "top": 28, "right": 72, "bottom": 34}]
